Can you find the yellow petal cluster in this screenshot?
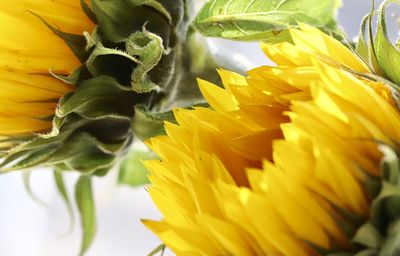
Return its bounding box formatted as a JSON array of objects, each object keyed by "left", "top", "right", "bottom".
[
  {"left": 143, "top": 25, "right": 400, "bottom": 255},
  {"left": 0, "top": 0, "right": 93, "bottom": 135}
]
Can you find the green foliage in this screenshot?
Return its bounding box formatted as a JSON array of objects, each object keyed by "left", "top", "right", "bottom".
[
  {"left": 132, "top": 105, "right": 175, "bottom": 141},
  {"left": 193, "top": 0, "right": 342, "bottom": 42},
  {"left": 118, "top": 148, "right": 154, "bottom": 187}
]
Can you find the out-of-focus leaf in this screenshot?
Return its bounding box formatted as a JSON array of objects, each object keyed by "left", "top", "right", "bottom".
[
  {"left": 22, "top": 171, "right": 49, "bottom": 208},
  {"left": 118, "top": 149, "right": 154, "bottom": 187},
  {"left": 131, "top": 105, "right": 175, "bottom": 140}
]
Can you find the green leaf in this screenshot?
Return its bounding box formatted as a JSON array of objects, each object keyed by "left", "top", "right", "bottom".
[
  {"left": 75, "top": 176, "right": 96, "bottom": 256},
  {"left": 193, "top": 0, "right": 342, "bottom": 42},
  {"left": 374, "top": 0, "right": 400, "bottom": 84},
  {"left": 118, "top": 148, "right": 154, "bottom": 187}
]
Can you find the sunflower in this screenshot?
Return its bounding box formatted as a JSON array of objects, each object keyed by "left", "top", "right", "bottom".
[
  {"left": 0, "top": 0, "right": 93, "bottom": 135},
  {"left": 142, "top": 25, "right": 400, "bottom": 255}
]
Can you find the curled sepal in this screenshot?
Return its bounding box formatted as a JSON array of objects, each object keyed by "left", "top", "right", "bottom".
[
  {"left": 126, "top": 30, "right": 164, "bottom": 93},
  {"left": 75, "top": 176, "right": 97, "bottom": 256}
]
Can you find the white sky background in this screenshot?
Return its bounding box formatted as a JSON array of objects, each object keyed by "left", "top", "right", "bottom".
[{"left": 0, "top": 1, "right": 394, "bottom": 256}]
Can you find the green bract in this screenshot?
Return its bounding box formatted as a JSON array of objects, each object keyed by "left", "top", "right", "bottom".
[
  {"left": 356, "top": 0, "right": 400, "bottom": 86},
  {"left": 326, "top": 145, "right": 400, "bottom": 256}
]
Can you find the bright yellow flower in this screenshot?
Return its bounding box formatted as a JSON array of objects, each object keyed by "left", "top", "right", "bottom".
[
  {"left": 0, "top": 0, "right": 93, "bottom": 135},
  {"left": 142, "top": 25, "right": 400, "bottom": 255}
]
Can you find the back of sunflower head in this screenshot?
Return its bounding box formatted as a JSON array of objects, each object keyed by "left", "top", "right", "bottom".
[{"left": 0, "top": 0, "right": 217, "bottom": 175}]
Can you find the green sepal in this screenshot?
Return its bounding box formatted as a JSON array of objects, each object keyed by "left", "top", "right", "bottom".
[
  {"left": 81, "top": 0, "right": 98, "bottom": 24},
  {"left": 374, "top": 0, "right": 400, "bottom": 85},
  {"left": 86, "top": 42, "right": 139, "bottom": 85},
  {"left": 50, "top": 66, "right": 86, "bottom": 85},
  {"left": 57, "top": 76, "right": 139, "bottom": 119},
  {"left": 0, "top": 115, "right": 131, "bottom": 175},
  {"left": 130, "top": 0, "right": 173, "bottom": 25},
  {"left": 353, "top": 222, "right": 383, "bottom": 248},
  {"left": 91, "top": 0, "right": 173, "bottom": 44},
  {"left": 344, "top": 145, "right": 400, "bottom": 255},
  {"left": 75, "top": 176, "right": 96, "bottom": 256},
  {"left": 127, "top": 30, "right": 164, "bottom": 93},
  {"left": 354, "top": 13, "right": 381, "bottom": 75},
  {"left": 355, "top": 14, "right": 369, "bottom": 62},
  {"left": 139, "top": 0, "right": 186, "bottom": 26},
  {"left": 193, "top": 0, "right": 342, "bottom": 42},
  {"left": 83, "top": 28, "right": 101, "bottom": 51}
]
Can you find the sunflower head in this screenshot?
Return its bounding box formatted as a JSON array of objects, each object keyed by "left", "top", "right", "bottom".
[
  {"left": 142, "top": 25, "right": 400, "bottom": 255},
  {"left": 0, "top": 0, "right": 220, "bottom": 174}
]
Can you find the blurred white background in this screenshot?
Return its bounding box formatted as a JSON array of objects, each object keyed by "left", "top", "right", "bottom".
[{"left": 0, "top": 0, "right": 394, "bottom": 255}]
